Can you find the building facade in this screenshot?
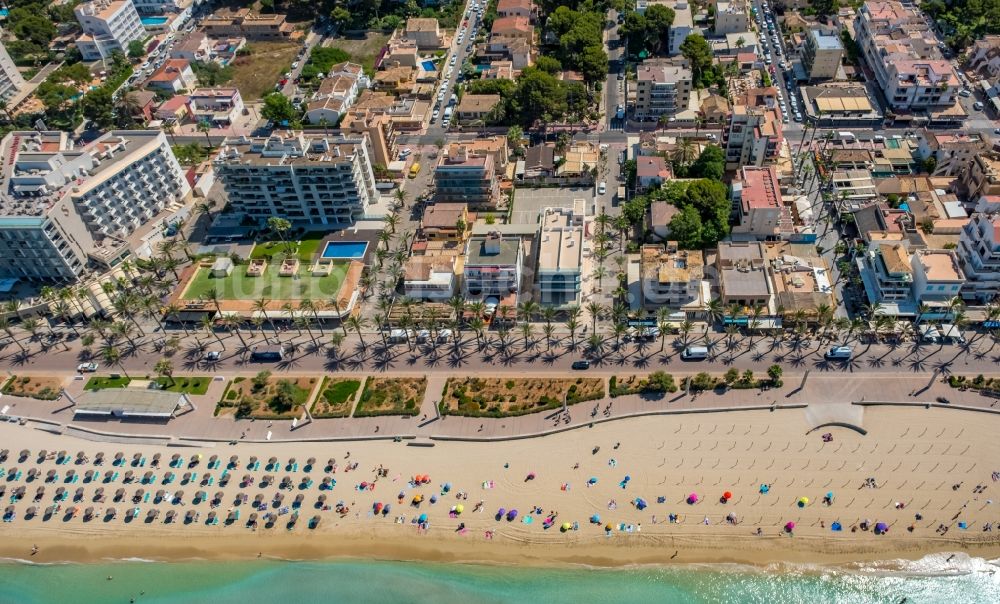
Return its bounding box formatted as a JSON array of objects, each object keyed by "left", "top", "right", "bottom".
[
  {"left": 535, "top": 206, "right": 583, "bottom": 307},
  {"left": 854, "top": 1, "right": 959, "bottom": 112},
  {"left": 724, "top": 87, "right": 783, "bottom": 170},
  {"left": 214, "top": 132, "right": 378, "bottom": 226},
  {"left": 731, "top": 165, "right": 793, "bottom": 240},
  {"left": 957, "top": 209, "right": 1000, "bottom": 304},
  {"left": 714, "top": 0, "right": 749, "bottom": 35},
  {"left": 0, "top": 130, "right": 190, "bottom": 282},
  {"left": 640, "top": 243, "right": 704, "bottom": 307},
  {"left": 433, "top": 145, "right": 500, "bottom": 208},
  {"left": 633, "top": 61, "right": 692, "bottom": 122},
  {"left": 0, "top": 37, "right": 26, "bottom": 103},
  {"left": 463, "top": 231, "right": 523, "bottom": 298},
  {"left": 802, "top": 29, "right": 844, "bottom": 81},
  {"left": 915, "top": 130, "right": 987, "bottom": 178},
  {"left": 75, "top": 0, "right": 146, "bottom": 61}
]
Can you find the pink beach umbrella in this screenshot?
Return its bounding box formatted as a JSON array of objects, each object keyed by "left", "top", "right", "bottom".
[
  {"left": 784, "top": 522, "right": 795, "bottom": 533},
  {"left": 686, "top": 493, "right": 699, "bottom": 504}
]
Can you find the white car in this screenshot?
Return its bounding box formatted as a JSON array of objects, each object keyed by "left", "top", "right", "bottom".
[
  {"left": 399, "top": 148, "right": 412, "bottom": 158},
  {"left": 204, "top": 351, "right": 221, "bottom": 362},
  {"left": 77, "top": 362, "right": 99, "bottom": 373},
  {"left": 598, "top": 181, "right": 607, "bottom": 195}
]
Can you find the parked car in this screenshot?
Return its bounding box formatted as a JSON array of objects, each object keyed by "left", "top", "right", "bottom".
[
  {"left": 571, "top": 360, "right": 591, "bottom": 370},
  {"left": 77, "top": 362, "right": 99, "bottom": 373},
  {"left": 204, "top": 351, "right": 221, "bottom": 361}
]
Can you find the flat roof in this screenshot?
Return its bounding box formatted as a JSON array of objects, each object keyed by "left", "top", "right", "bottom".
[
  {"left": 916, "top": 250, "right": 963, "bottom": 282},
  {"left": 73, "top": 389, "right": 184, "bottom": 418},
  {"left": 809, "top": 29, "right": 844, "bottom": 50},
  {"left": 466, "top": 234, "right": 521, "bottom": 266},
  {"left": 538, "top": 209, "right": 582, "bottom": 273}
]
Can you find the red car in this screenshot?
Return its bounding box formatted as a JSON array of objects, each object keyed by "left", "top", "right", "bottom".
[{"left": 279, "top": 78, "right": 288, "bottom": 86}]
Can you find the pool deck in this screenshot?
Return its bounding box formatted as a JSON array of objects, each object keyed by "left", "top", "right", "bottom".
[{"left": 316, "top": 230, "right": 377, "bottom": 267}]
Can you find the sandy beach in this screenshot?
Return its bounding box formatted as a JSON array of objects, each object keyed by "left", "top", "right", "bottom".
[{"left": 2, "top": 405, "right": 1000, "bottom": 568}]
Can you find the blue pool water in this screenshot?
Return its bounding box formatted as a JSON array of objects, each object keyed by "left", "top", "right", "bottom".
[
  {"left": 421, "top": 60, "right": 436, "bottom": 71},
  {"left": 141, "top": 16, "right": 168, "bottom": 26},
  {"left": 0, "top": 8, "right": 8, "bottom": 17},
  {"left": 321, "top": 241, "right": 368, "bottom": 259}
]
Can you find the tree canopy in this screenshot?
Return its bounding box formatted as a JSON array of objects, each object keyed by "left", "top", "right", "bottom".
[
  {"left": 261, "top": 93, "right": 298, "bottom": 124},
  {"left": 680, "top": 34, "right": 713, "bottom": 88}
]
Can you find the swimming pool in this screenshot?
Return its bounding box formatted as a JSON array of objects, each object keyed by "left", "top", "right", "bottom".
[
  {"left": 141, "top": 16, "right": 169, "bottom": 26},
  {"left": 421, "top": 60, "right": 436, "bottom": 71},
  {"left": 321, "top": 241, "right": 368, "bottom": 259}
]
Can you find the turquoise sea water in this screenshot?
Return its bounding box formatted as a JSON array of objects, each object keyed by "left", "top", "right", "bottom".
[{"left": 1, "top": 555, "right": 998, "bottom": 603}]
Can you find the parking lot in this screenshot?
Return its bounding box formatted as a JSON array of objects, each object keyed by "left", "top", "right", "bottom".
[{"left": 510, "top": 186, "right": 594, "bottom": 225}]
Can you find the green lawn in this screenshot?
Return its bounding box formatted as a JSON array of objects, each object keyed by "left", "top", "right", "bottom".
[
  {"left": 155, "top": 376, "right": 212, "bottom": 395},
  {"left": 249, "top": 232, "right": 327, "bottom": 262},
  {"left": 310, "top": 377, "right": 361, "bottom": 418},
  {"left": 84, "top": 376, "right": 132, "bottom": 390},
  {"left": 181, "top": 264, "right": 347, "bottom": 301}
]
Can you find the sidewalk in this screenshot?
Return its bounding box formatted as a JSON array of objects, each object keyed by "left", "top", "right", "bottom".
[{"left": 1, "top": 373, "right": 995, "bottom": 444}]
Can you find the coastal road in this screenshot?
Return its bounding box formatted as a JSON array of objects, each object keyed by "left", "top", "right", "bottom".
[{"left": 5, "top": 327, "right": 999, "bottom": 380}]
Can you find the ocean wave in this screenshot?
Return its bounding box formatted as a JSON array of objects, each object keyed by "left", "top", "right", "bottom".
[
  {"left": 97, "top": 557, "right": 157, "bottom": 564},
  {"left": 0, "top": 556, "right": 70, "bottom": 567}
]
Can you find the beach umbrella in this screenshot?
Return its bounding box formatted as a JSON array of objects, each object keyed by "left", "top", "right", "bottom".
[
  {"left": 306, "top": 457, "right": 316, "bottom": 469},
  {"left": 208, "top": 455, "right": 218, "bottom": 467},
  {"left": 874, "top": 522, "right": 888, "bottom": 534},
  {"left": 309, "top": 516, "right": 321, "bottom": 529},
  {"left": 124, "top": 470, "right": 134, "bottom": 482},
  {"left": 687, "top": 493, "right": 699, "bottom": 504},
  {"left": 74, "top": 487, "right": 84, "bottom": 501},
  {"left": 114, "top": 452, "right": 124, "bottom": 462},
  {"left": 591, "top": 514, "right": 601, "bottom": 524},
  {"left": 635, "top": 498, "right": 647, "bottom": 510},
  {"left": 190, "top": 454, "right": 201, "bottom": 466},
  {"left": 65, "top": 469, "right": 77, "bottom": 480},
  {"left": 268, "top": 456, "right": 278, "bottom": 467},
  {"left": 27, "top": 468, "right": 39, "bottom": 480},
  {"left": 374, "top": 502, "right": 383, "bottom": 514},
  {"left": 93, "top": 487, "right": 104, "bottom": 501},
  {"left": 25, "top": 506, "right": 36, "bottom": 519},
  {"left": 507, "top": 509, "right": 518, "bottom": 521},
  {"left": 114, "top": 488, "right": 125, "bottom": 502},
  {"left": 174, "top": 490, "right": 185, "bottom": 502},
  {"left": 430, "top": 495, "right": 438, "bottom": 504},
  {"left": 18, "top": 449, "right": 30, "bottom": 462},
  {"left": 247, "top": 513, "right": 257, "bottom": 525},
  {"left": 605, "top": 523, "right": 612, "bottom": 531},
  {"left": 186, "top": 510, "right": 197, "bottom": 523},
  {"left": 155, "top": 489, "right": 166, "bottom": 501},
  {"left": 213, "top": 491, "right": 224, "bottom": 503},
  {"left": 33, "top": 486, "right": 45, "bottom": 501},
  {"left": 131, "top": 453, "right": 141, "bottom": 465},
  {"left": 588, "top": 477, "right": 598, "bottom": 485},
  {"left": 84, "top": 470, "right": 94, "bottom": 481},
  {"left": 230, "top": 455, "right": 239, "bottom": 466},
  {"left": 525, "top": 472, "right": 536, "bottom": 481},
  {"left": 106, "top": 507, "right": 117, "bottom": 519},
  {"left": 182, "top": 472, "right": 192, "bottom": 483},
  {"left": 784, "top": 522, "right": 795, "bottom": 533},
  {"left": 826, "top": 491, "right": 834, "bottom": 500},
  {"left": 412, "top": 495, "right": 423, "bottom": 504},
  {"left": 46, "top": 469, "right": 56, "bottom": 481},
  {"left": 147, "top": 509, "right": 160, "bottom": 520},
  {"left": 94, "top": 452, "right": 104, "bottom": 465},
  {"left": 274, "top": 493, "right": 284, "bottom": 504},
  {"left": 133, "top": 488, "right": 145, "bottom": 501},
  {"left": 206, "top": 511, "right": 217, "bottom": 524},
  {"left": 104, "top": 470, "right": 115, "bottom": 481},
  {"left": 318, "top": 494, "right": 328, "bottom": 504},
  {"left": 37, "top": 450, "right": 47, "bottom": 462},
  {"left": 0, "top": 449, "right": 7, "bottom": 463},
  {"left": 442, "top": 483, "right": 452, "bottom": 493},
  {"left": 143, "top": 471, "right": 153, "bottom": 484},
  {"left": 797, "top": 497, "right": 809, "bottom": 508},
  {"left": 84, "top": 506, "right": 94, "bottom": 520},
  {"left": 455, "top": 504, "right": 464, "bottom": 514},
  {"left": 76, "top": 450, "right": 86, "bottom": 461},
  {"left": 171, "top": 453, "right": 181, "bottom": 465},
  {"left": 418, "top": 513, "right": 428, "bottom": 523},
  {"left": 831, "top": 522, "right": 842, "bottom": 531},
  {"left": 561, "top": 522, "right": 572, "bottom": 532},
  {"left": 382, "top": 503, "right": 391, "bottom": 515},
  {"left": 54, "top": 487, "right": 65, "bottom": 500},
  {"left": 496, "top": 508, "right": 506, "bottom": 520},
  {"left": 200, "top": 473, "right": 212, "bottom": 486},
  {"left": 723, "top": 491, "right": 733, "bottom": 500},
  {"left": 151, "top": 453, "right": 161, "bottom": 467}
]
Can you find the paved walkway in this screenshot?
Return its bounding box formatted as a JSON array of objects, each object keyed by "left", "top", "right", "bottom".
[{"left": 1, "top": 372, "right": 996, "bottom": 444}]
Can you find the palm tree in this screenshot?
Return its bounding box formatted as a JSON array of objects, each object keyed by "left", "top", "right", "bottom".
[
  {"left": 223, "top": 315, "right": 248, "bottom": 348},
  {"left": 542, "top": 322, "right": 556, "bottom": 350},
  {"left": 705, "top": 298, "right": 724, "bottom": 328},
  {"left": 679, "top": 319, "right": 694, "bottom": 345},
  {"left": 384, "top": 213, "right": 400, "bottom": 234},
  {"left": 267, "top": 217, "right": 294, "bottom": 255},
  {"left": 0, "top": 317, "right": 26, "bottom": 354},
  {"left": 102, "top": 345, "right": 128, "bottom": 378},
  {"left": 200, "top": 315, "right": 225, "bottom": 349},
  {"left": 591, "top": 265, "right": 608, "bottom": 291},
  {"left": 566, "top": 317, "right": 580, "bottom": 348},
  {"left": 672, "top": 137, "right": 698, "bottom": 167},
  {"left": 586, "top": 332, "right": 605, "bottom": 358},
  {"left": 585, "top": 301, "right": 605, "bottom": 332},
  {"left": 346, "top": 315, "right": 368, "bottom": 349},
  {"left": 393, "top": 188, "right": 407, "bottom": 208},
  {"left": 253, "top": 297, "right": 277, "bottom": 340},
  {"left": 163, "top": 303, "right": 191, "bottom": 337},
  {"left": 154, "top": 358, "right": 175, "bottom": 387},
  {"left": 196, "top": 120, "right": 213, "bottom": 149},
  {"left": 517, "top": 300, "right": 538, "bottom": 330}
]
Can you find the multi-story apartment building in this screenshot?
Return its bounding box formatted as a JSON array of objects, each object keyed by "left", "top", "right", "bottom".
[
  {"left": 731, "top": 165, "right": 793, "bottom": 241},
  {"left": 497, "top": 0, "right": 533, "bottom": 20},
  {"left": 463, "top": 231, "right": 523, "bottom": 298},
  {"left": 633, "top": 61, "right": 692, "bottom": 122},
  {"left": 801, "top": 29, "right": 844, "bottom": 81},
  {"left": 404, "top": 255, "right": 458, "bottom": 301},
  {"left": 188, "top": 88, "right": 244, "bottom": 126},
  {"left": 214, "top": 132, "right": 378, "bottom": 226},
  {"left": 433, "top": 145, "right": 500, "bottom": 208},
  {"left": 75, "top": 0, "right": 146, "bottom": 61},
  {"left": 0, "top": 130, "right": 190, "bottom": 282},
  {"left": 0, "top": 37, "right": 26, "bottom": 103},
  {"left": 724, "top": 87, "right": 783, "bottom": 170},
  {"left": 859, "top": 242, "right": 914, "bottom": 304},
  {"left": 536, "top": 206, "right": 583, "bottom": 307},
  {"left": 854, "top": 1, "right": 959, "bottom": 112},
  {"left": 967, "top": 35, "right": 1000, "bottom": 79},
  {"left": 201, "top": 8, "right": 293, "bottom": 40},
  {"left": 714, "top": 0, "right": 749, "bottom": 35},
  {"left": 915, "top": 130, "right": 986, "bottom": 178},
  {"left": 957, "top": 206, "right": 1000, "bottom": 304},
  {"left": 960, "top": 153, "right": 1000, "bottom": 200},
  {"left": 716, "top": 241, "right": 774, "bottom": 311},
  {"left": 404, "top": 18, "right": 446, "bottom": 49},
  {"left": 910, "top": 249, "right": 965, "bottom": 304},
  {"left": 640, "top": 243, "right": 705, "bottom": 308}
]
